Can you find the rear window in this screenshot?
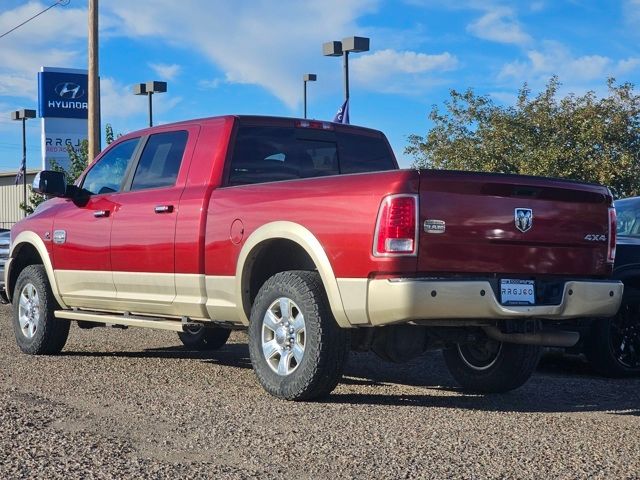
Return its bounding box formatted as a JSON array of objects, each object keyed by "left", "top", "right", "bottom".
[{"left": 227, "top": 125, "right": 395, "bottom": 186}]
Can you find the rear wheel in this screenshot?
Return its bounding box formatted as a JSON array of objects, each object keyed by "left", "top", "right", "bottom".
[
  {"left": 177, "top": 325, "right": 231, "bottom": 350},
  {"left": 443, "top": 338, "right": 541, "bottom": 393},
  {"left": 586, "top": 300, "right": 640, "bottom": 377},
  {"left": 248, "top": 271, "right": 349, "bottom": 401},
  {"left": 13, "top": 265, "right": 70, "bottom": 355}
]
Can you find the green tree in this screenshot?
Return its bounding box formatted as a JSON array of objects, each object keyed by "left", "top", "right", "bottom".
[
  {"left": 21, "top": 124, "right": 119, "bottom": 214},
  {"left": 406, "top": 77, "right": 640, "bottom": 198}
]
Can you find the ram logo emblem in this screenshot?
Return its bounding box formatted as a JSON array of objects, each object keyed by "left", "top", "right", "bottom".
[{"left": 515, "top": 208, "right": 533, "bottom": 233}]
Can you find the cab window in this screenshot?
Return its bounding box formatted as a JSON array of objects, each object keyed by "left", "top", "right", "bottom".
[
  {"left": 82, "top": 138, "right": 139, "bottom": 195},
  {"left": 131, "top": 131, "right": 188, "bottom": 191}
]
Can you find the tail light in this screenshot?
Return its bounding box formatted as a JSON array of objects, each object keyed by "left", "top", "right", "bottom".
[
  {"left": 607, "top": 206, "right": 616, "bottom": 263},
  {"left": 373, "top": 194, "right": 418, "bottom": 257}
]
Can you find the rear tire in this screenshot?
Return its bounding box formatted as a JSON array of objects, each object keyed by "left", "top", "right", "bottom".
[
  {"left": 585, "top": 299, "right": 640, "bottom": 377},
  {"left": 248, "top": 271, "right": 349, "bottom": 401},
  {"left": 13, "top": 265, "right": 70, "bottom": 355},
  {"left": 443, "top": 338, "right": 541, "bottom": 393},
  {"left": 177, "top": 325, "right": 231, "bottom": 350}
]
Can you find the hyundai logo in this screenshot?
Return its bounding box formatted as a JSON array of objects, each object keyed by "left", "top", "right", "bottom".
[{"left": 54, "top": 82, "right": 85, "bottom": 100}]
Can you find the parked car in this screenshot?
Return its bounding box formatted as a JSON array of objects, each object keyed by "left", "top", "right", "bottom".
[
  {"left": 3, "top": 115, "right": 623, "bottom": 400},
  {"left": 573, "top": 196, "right": 640, "bottom": 376},
  {"left": 0, "top": 229, "right": 9, "bottom": 303}
]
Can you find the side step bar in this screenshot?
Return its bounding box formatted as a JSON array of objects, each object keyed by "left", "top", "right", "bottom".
[{"left": 55, "top": 310, "right": 185, "bottom": 332}]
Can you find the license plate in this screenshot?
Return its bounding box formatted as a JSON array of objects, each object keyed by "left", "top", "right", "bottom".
[{"left": 500, "top": 279, "right": 535, "bottom": 305}]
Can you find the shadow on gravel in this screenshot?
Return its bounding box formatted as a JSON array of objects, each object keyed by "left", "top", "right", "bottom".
[
  {"left": 61, "top": 344, "right": 254, "bottom": 370},
  {"left": 61, "top": 343, "right": 640, "bottom": 416},
  {"left": 334, "top": 351, "right": 640, "bottom": 415}
]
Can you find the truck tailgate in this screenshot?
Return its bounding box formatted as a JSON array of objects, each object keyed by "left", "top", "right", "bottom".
[{"left": 418, "top": 170, "right": 613, "bottom": 276}]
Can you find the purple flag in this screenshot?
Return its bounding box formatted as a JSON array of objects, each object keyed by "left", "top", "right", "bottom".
[
  {"left": 14, "top": 164, "right": 24, "bottom": 186},
  {"left": 333, "top": 98, "right": 350, "bottom": 124}
]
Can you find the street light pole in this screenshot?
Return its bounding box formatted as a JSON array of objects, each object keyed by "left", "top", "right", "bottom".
[
  {"left": 343, "top": 51, "right": 349, "bottom": 101},
  {"left": 302, "top": 74, "right": 317, "bottom": 118},
  {"left": 11, "top": 109, "right": 36, "bottom": 216},
  {"left": 134, "top": 81, "right": 167, "bottom": 128},
  {"left": 148, "top": 91, "right": 153, "bottom": 127}
]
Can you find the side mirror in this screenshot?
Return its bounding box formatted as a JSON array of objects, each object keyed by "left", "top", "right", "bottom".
[{"left": 32, "top": 170, "right": 67, "bottom": 197}]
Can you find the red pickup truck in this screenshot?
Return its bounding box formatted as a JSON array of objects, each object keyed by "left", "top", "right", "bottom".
[{"left": 3, "top": 115, "right": 623, "bottom": 400}]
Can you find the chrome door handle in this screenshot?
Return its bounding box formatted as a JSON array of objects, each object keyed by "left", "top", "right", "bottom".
[
  {"left": 154, "top": 205, "right": 174, "bottom": 214},
  {"left": 93, "top": 210, "right": 110, "bottom": 218}
]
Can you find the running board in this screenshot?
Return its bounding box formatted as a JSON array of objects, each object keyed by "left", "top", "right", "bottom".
[{"left": 55, "top": 310, "right": 185, "bottom": 332}]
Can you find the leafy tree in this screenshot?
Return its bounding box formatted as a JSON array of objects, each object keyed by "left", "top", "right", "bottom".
[
  {"left": 21, "top": 124, "right": 119, "bottom": 214},
  {"left": 406, "top": 77, "right": 640, "bottom": 198}
]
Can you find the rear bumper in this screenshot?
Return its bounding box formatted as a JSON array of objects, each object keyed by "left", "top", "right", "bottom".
[{"left": 366, "top": 278, "right": 623, "bottom": 326}]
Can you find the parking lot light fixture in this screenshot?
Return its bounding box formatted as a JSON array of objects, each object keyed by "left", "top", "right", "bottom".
[
  {"left": 133, "top": 81, "right": 167, "bottom": 127},
  {"left": 303, "top": 74, "right": 317, "bottom": 119},
  {"left": 11, "top": 109, "right": 37, "bottom": 216},
  {"left": 323, "top": 36, "right": 370, "bottom": 102}
]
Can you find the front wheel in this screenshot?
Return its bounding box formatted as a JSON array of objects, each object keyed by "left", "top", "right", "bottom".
[
  {"left": 248, "top": 271, "right": 349, "bottom": 401},
  {"left": 443, "top": 338, "right": 541, "bottom": 393},
  {"left": 13, "top": 265, "right": 70, "bottom": 355}
]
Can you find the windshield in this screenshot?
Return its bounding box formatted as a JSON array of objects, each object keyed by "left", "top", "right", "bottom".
[{"left": 615, "top": 198, "right": 640, "bottom": 237}]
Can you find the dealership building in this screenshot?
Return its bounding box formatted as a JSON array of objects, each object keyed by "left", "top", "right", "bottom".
[{"left": 0, "top": 170, "right": 38, "bottom": 230}]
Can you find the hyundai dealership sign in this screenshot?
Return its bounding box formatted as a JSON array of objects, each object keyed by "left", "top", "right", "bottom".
[{"left": 37, "top": 67, "right": 89, "bottom": 170}]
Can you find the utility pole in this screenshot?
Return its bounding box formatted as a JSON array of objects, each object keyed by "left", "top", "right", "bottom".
[{"left": 88, "top": 0, "right": 100, "bottom": 160}]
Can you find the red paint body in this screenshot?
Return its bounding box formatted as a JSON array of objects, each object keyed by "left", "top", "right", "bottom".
[{"left": 11, "top": 115, "right": 614, "bottom": 284}]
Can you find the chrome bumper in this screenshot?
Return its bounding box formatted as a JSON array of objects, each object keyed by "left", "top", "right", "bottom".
[{"left": 367, "top": 279, "right": 624, "bottom": 326}]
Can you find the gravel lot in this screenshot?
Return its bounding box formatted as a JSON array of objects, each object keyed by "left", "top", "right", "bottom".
[{"left": 0, "top": 303, "right": 639, "bottom": 479}]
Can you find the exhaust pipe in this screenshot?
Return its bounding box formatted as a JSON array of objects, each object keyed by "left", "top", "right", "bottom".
[{"left": 482, "top": 325, "right": 579, "bottom": 347}]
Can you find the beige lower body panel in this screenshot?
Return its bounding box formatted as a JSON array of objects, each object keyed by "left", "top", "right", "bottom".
[
  {"left": 55, "top": 310, "right": 185, "bottom": 331},
  {"left": 57, "top": 270, "right": 210, "bottom": 320},
  {"left": 367, "top": 279, "right": 624, "bottom": 326}
]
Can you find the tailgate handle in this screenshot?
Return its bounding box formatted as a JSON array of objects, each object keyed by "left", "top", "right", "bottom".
[
  {"left": 93, "top": 210, "right": 110, "bottom": 218},
  {"left": 154, "top": 205, "right": 174, "bottom": 214}
]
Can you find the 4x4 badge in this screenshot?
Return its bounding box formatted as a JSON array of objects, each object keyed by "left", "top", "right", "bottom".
[{"left": 515, "top": 208, "right": 533, "bottom": 233}]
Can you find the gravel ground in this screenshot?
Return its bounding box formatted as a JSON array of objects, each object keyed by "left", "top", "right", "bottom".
[{"left": 0, "top": 304, "right": 639, "bottom": 479}]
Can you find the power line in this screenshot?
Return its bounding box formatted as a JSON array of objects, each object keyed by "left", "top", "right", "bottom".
[{"left": 0, "top": 0, "right": 70, "bottom": 40}]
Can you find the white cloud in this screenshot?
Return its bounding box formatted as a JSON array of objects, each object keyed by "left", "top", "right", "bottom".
[
  {"left": 198, "top": 78, "right": 224, "bottom": 90},
  {"left": 467, "top": 7, "right": 531, "bottom": 46},
  {"left": 499, "top": 41, "right": 640, "bottom": 84},
  {"left": 624, "top": 0, "right": 640, "bottom": 26},
  {"left": 102, "top": 0, "right": 380, "bottom": 108},
  {"left": 99, "top": 77, "right": 182, "bottom": 122},
  {"left": 149, "top": 63, "right": 181, "bottom": 81},
  {"left": 0, "top": 2, "right": 87, "bottom": 99},
  {"left": 350, "top": 49, "right": 458, "bottom": 93}
]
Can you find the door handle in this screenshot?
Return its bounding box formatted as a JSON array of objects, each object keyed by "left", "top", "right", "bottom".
[
  {"left": 154, "top": 205, "right": 174, "bottom": 214},
  {"left": 93, "top": 210, "right": 110, "bottom": 218}
]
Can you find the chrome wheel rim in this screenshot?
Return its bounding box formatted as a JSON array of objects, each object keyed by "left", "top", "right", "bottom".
[
  {"left": 18, "top": 283, "right": 40, "bottom": 339},
  {"left": 609, "top": 303, "right": 640, "bottom": 370},
  {"left": 457, "top": 340, "right": 502, "bottom": 371},
  {"left": 261, "top": 297, "right": 306, "bottom": 376}
]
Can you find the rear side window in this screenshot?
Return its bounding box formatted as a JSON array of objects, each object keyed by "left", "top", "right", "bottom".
[
  {"left": 336, "top": 132, "right": 396, "bottom": 174},
  {"left": 131, "top": 131, "right": 188, "bottom": 191},
  {"left": 82, "top": 138, "right": 139, "bottom": 195},
  {"left": 228, "top": 125, "right": 395, "bottom": 186}
]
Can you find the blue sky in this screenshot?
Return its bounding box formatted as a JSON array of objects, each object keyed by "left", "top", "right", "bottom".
[{"left": 0, "top": 0, "right": 639, "bottom": 172}]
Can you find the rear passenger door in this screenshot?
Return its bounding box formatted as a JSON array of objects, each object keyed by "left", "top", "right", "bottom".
[{"left": 110, "top": 128, "right": 197, "bottom": 307}]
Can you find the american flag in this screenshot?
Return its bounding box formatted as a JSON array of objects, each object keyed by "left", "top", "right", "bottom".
[{"left": 333, "top": 98, "right": 350, "bottom": 124}]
